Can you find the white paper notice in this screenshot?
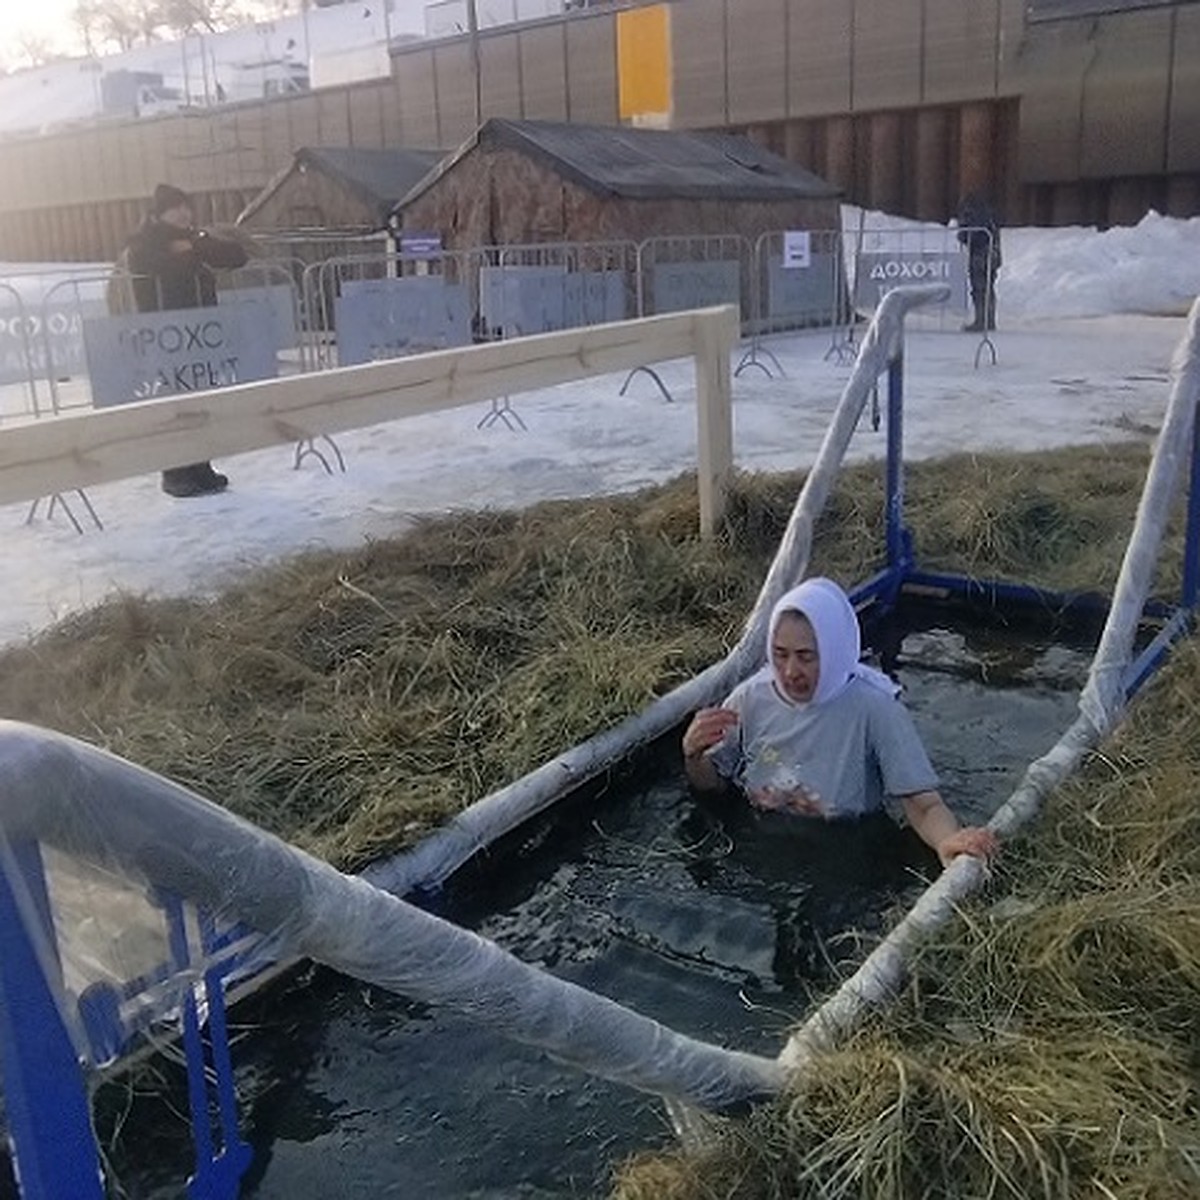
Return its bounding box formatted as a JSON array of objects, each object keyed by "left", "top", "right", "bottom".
[{"left": 782, "top": 230, "right": 812, "bottom": 269}]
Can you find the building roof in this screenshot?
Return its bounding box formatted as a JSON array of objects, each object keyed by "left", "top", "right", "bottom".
[
  {"left": 240, "top": 145, "right": 445, "bottom": 228},
  {"left": 393, "top": 119, "right": 841, "bottom": 214}
]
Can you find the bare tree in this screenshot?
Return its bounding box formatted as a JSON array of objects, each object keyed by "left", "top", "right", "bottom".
[
  {"left": 71, "top": 1, "right": 107, "bottom": 57},
  {"left": 13, "top": 31, "right": 58, "bottom": 68},
  {"left": 159, "top": 0, "right": 252, "bottom": 36},
  {"left": 90, "top": 0, "right": 167, "bottom": 49}
]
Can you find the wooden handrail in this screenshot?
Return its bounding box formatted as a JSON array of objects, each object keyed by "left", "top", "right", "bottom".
[{"left": 0, "top": 305, "right": 738, "bottom": 535}]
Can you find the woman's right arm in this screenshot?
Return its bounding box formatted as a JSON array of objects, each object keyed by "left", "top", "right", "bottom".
[{"left": 682, "top": 707, "right": 738, "bottom": 793}]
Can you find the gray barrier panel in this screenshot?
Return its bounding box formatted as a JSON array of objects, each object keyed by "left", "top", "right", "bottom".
[
  {"left": 766, "top": 253, "right": 838, "bottom": 323},
  {"left": 82, "top": 305, "right": 280, "bottom": 409},
  {"left": 0, "top": 300, "right": 107, "bottom": 386},
  {"left": 479, "top": 267, "right": 626, "bottom": 337},
  {"left": 218, "top": 284, "right": 298, "bottom": 351},
  {"left": 335, "top": 277, "right": 471, "bottom": 365},
  {"left": 853, "top": 251, "right": 967, "bottom": 314},
  {"left": 649, "top": 261, "right": 740, "bottom": 316}
]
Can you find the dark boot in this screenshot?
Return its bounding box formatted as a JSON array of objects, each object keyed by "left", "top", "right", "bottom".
[
  {"left": 195, "top": 462, "right": 230, "bottom": 492},
  {"left": 162, "top": 462, "right": 229, "bottom": 498}
]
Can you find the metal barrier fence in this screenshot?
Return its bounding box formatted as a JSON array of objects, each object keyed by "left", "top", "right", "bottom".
[
  {"left": 0, "top": 262, "right": 305, "bottom": 422},
  {"left": 847, "top": 221, "right": 976, "bottom": 326},
  {"left": 750, "top": 229, "right": 849, "bottom": 338},
  {"left": 636, "top": 234, "right": 752, "bottom": 322},
  {"left": 0, "top": 223, "right": 996, "bottom": 443},
  {"left": 483, "top": 240, "right": 638, "bottom": 339},
  {"left": 0, "top": 283, "right": 43, "bottom": 421},
  {"left": 302, "top": 249, "right": 476, "bottom": 370},
  {"left": 0, "top": 272, "right": 109, "bottom": 418}
]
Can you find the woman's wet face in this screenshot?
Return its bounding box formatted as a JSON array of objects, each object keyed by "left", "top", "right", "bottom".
[{"left": 772, "top": 611, "right": 819, "bottom": 703}]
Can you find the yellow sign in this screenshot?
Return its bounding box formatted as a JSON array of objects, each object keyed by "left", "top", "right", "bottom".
[{"left": 617, "top": 4, "right": 672, "bottom": 126}]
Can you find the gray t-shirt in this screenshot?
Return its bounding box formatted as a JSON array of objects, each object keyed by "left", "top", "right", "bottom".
[{"left": 707, "top": 673, "right": 939, "bottom": 820}]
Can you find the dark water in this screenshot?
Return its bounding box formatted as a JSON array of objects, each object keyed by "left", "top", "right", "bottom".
[{"left": 1, "top": 609, "right": 1091, "bottom": 1199}]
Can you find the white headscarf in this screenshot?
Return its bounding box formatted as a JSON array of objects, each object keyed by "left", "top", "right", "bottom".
[{"left": 766, "top": 577, "right": 899, "bottom": 706}]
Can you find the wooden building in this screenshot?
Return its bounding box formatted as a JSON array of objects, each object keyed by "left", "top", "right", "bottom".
[
  {"left": 391, "top": 118, "right": 841, "bottom": 249},
  {"left": 239, "top": 145, "right": 444, "bottom": 235}
]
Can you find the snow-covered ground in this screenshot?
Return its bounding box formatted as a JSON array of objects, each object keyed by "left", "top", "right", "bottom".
[{"left": 3, "top": 209, "right": 1199, "bottom": 652}]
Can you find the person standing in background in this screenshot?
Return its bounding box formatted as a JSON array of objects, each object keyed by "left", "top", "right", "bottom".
[
  {"left": 957, "top": 192, "right": 1002, "bottom": 334},
  {"left": 122, "top": 183, "right": 249, "bottom": 498}
]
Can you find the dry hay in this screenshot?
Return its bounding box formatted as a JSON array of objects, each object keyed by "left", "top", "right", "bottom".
[
  {"left": 611, "top": 637, "right": 1200, "bottom": 1196},
  {"left": 2, "top": 438, "right": 1197, "bottom": 1195},
  {"left": 0, "top": 441, "right": 1177, "bottom": 873}
]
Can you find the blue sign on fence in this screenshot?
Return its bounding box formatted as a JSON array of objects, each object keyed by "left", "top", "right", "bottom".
[
  {"left": 218, "top": 284, "right": 298, "bottom": 350},
  {"left": 400, "top": 232, "right": 444, "bottom": 259},
  {"left": 767, "top": 253, "right": 838, "bottom": 323}
]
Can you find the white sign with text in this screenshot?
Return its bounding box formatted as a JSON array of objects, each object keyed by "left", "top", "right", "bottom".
[{"left": 83, "top": 305, "right": 280, "bottom": 409}]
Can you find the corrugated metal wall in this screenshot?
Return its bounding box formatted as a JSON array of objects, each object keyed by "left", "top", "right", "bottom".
[{"left": 0, "top": 0, "right": 1198, "bottom": 260}]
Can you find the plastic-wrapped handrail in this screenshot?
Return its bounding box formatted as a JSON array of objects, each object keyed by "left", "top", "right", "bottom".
[
  {"left": 364, "top": 284, "right": 952, "bottom": 899},
  {"left": 0, "top": 721, "right": 785, "bottom": 1110},
  {"left": 778, "top": 295, "right": 1200, "bottom": 1070}
]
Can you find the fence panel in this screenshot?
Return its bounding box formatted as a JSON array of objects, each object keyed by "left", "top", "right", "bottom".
[
  {"left": 217, "top": 259, "right": 304, "bottom": 356},
  {"left": 0, "top": 271, "right": 111, "bottom": 418},
  {"left": 0, "top": 284, "right": 44, "bottom": 421},
  {"left": 752, "top": 229, "right": 848, "bottom": 338},
  {"left": 638, "top": 235, "right": 753, "bottom": 324},
  {"left": 473, "top": 241, "right": 638, "bottom": 340},
  {"left": 337, "top": 275, "right": 473, "bottom": 364},
  {"left": 847, "top": 222, "right": 972, "bottom": 328},
  {"left": 311, "top": 250, "right": 475, "bottom": 368}
]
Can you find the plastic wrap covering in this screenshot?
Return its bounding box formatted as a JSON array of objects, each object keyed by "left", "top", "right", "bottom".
[
  {"left": 0, "top": 720, "right": 785, "bottom": 1110},
  {"left": 1079, "top": 299, "right": 1200, "bottom": 729},
  {"left": 365, "top": 284, "right": 952, "bottom": 900},
  {"left": 779, "top": 295, "right": 1200, "bottom": 1071}
]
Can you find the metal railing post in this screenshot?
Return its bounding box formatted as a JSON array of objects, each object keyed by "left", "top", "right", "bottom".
[
  {"left": 1181, "top": 396, "right": 1200, "bottom": 610},
  {"left": 885, "top": 352, "right": 911, "bottom": 572},
  {"left": 0, "top": 841, "right": 105, "bottom": 1200}
]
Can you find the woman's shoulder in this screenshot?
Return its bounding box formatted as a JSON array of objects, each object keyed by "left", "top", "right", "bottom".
[
  {"left": 726, "top": 667, "right": 777, "bottom": 706},
  {"left": 843, "top": 675, "right": 908, "bottom": 714}
]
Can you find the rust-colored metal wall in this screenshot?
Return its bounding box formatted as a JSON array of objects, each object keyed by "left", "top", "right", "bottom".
[{"left": 1, "top": 0, "right": 1199, "bottom": 261}]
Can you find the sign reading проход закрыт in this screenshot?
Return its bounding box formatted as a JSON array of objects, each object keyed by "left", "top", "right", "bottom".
[{"left": 82, "top": 305, "right": 280, "bottom": 409}]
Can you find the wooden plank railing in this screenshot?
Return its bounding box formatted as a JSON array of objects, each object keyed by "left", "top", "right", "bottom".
[{"left": 0, "top": 306, "right": 738, "bottom": 535}]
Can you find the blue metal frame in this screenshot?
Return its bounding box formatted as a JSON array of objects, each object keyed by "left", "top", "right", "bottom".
[
  {"left": 0, "top": 842, "right": 105, "bottom": 1200},
  {"left": 860, "top": 336, "right": 1200, "bottom": 702},
  {"left": 158, "top": 892, "right": 254, "bottom": 1199},
  {"left": 0, "top": 844, "right": 259, "bottom": 1200}
]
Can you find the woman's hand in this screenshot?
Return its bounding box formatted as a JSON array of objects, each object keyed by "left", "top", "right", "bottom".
[
  {"left": 934, "top": 825, "right": 999, "bottom": 869},
  {"left": 682, "top": 707, "right": 738, "bottom": 760},
  {"left": 749, "top": 785, "right": 825, "bottom": 817}
]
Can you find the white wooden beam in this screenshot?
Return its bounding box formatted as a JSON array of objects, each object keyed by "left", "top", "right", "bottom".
[
  {"left": 693, "top": 306, "right": 738, "bottom": 537},
  {"left": 0, "top": 308, "right": 736, "bottom": 536}
]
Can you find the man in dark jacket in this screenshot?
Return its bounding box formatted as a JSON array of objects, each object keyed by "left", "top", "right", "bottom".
[
  {"left": 956, "top": 192, "right": 1001, "bottom": 333},
  {"left": 124, "top": 183, "right": 249, "bottom": 497}
]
